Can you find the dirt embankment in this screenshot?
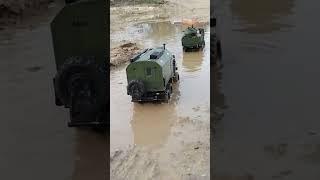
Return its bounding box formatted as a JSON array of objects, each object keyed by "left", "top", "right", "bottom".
[
  {"left": 110, "top": 42, "right": 141, "bottom": 67},
  {"left": 0, "top": 0, "right": 55, "bottom": 28}
]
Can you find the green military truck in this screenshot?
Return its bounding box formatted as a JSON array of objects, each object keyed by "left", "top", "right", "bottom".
[
  {"left": 181, "top": 26, "right": 205, "bottom": 50},
  {"left": 51, "top": 0, "right": 107, "bottom": 127},
  {"left": 126, "top": 44, "right": 179, "bottom": 102}
]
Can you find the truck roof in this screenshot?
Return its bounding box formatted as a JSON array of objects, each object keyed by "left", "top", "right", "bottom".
[
  {"left": 183, "top": 27, "right": 198, "bottom": 35},
  {"left": 134, "top": 47, "right": 172, "bottom": 66}
]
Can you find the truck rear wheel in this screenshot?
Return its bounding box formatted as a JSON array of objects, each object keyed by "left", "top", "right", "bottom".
[{"left": 54, "top": 56, "right": 106, "bottom": 107}]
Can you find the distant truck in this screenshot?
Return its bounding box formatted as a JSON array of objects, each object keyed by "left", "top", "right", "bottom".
[
  {"left": 126, "top": 44, "right": 179, "bottom": 102},
  {"left": 51, "top": 0, "right": 107, "bottom": 127},
  {"left": 181, "top": 26, "right": 205, "bottom": 50}
]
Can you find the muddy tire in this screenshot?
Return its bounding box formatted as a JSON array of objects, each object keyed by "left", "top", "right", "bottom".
[
  {"left": 54, "top": 56, "right": 107, "bottom": 126},
  {"left": 54, "top": 56, "right": 106, "bottom": 107},
  {"left": 127, "top": 80, "right": 145, "bottom": 100}
]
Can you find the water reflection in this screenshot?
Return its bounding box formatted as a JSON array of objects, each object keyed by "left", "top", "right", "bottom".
[
  {"left": 231, "top": 0, "right": 295, "bottom": 33},
  {"left": 72, "top": 129, "right": 107, "bottom": 180},
  {"left": 131, "top": 102, "right": 177, "bottom": 148},
  {"left": 182, "top": 51, "right": 204, "bottom": 72},
  {"left": 134, "top": 21, "right": 181, "bottom": 43}
]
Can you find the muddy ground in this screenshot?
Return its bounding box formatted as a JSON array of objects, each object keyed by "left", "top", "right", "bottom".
[
  {"left": 110, "top": 0, "right": 210, "bottom": 179},
  {"left": 110, "top": 42, "right": 141, "bottom": 66}
]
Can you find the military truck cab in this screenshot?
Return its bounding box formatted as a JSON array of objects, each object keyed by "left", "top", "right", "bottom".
[{"left": 126, "top": 44, "right": 179, "bottom": 102}]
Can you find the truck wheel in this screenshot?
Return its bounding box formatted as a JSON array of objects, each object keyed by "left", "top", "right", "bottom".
[
  {"left": 54, "top": 56, "right": 106, "bottom": 107},
  {"left": 127, "top": 80, "right": 145, "bottom": 100}
]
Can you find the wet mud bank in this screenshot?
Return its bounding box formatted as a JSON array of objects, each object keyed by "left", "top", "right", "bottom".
[
  {"left": 110, "top": 42, "right": 141, "bottom": 66},
  {"left": 110, "top": 0, "right": 210, "bottom": 179},
  {"left": 213, "top": 0, "right": 320, "bottom": 179}
]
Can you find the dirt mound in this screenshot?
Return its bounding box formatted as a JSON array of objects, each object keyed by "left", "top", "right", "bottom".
[{"left": 110, "top": 42, "right": 141, "bottom": 66}]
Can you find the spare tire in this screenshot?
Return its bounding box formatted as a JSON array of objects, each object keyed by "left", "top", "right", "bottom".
[
  {"left": 127, "top": 80, "right": 145, "bottom": 100},
  {"left": 54, "top": 56, "right": 106, "bottom": 108}
]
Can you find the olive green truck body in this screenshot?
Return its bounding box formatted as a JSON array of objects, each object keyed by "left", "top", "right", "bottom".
[
  {"left": 126, "top": 45, "right": 179, "bottom": 102},
  {"left": 181, "top": 26, "right": 205, "bottom": 50}
]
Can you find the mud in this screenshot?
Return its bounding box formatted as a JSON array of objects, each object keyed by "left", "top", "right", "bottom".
[{"left": 110, "top": 0, "right": 210, "bottom": 179}]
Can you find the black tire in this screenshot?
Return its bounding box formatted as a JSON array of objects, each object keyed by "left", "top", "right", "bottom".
[
  {"left": 54, "top": 56, "right": 107, "bottom": 126},
  {"left": 54, "top": 56, "right": 106, "bottom": 107},
  {"left": 127, "top": 80, "right": 145, "bottom": 100}
]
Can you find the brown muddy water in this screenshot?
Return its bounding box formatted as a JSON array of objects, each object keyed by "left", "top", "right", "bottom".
[
  {"left": 0, "top": 2, "right": 106, "bottom": 180},
  {"left": 214, "top": 0, "right": 320, "bottom": 179},
  {"left": 110, "top": 1, "right": 211, "bottom": 177},
  {"left": 110, "top": 21, "right": 210, "bottom": 151}
]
